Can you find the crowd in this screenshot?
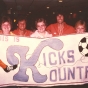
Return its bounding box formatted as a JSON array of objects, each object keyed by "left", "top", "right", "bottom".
[{"left": 0, "top": 13, "right": 87, "bottom": 88}]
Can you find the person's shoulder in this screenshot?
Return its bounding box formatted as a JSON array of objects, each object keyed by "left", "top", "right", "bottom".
[
  {"left": 12, "top": 29, "right": 20, "bottom": 35},
  {"left": 64, "top": 23, "right": 76, "bottom": 33},
  {"left": 30, "top": 30, "right": 37, "bottom": 37},
  {"left": 45, "top": 31, "right": 52, "bottom": 37},
  {"left": 26, "top": 29, "right": 33, "bottom": 35},
  {"left": 48, "top": 23, "right": 57, "bottom": 27},
  {"left": 46, "top": 23, "right": 57, "bottom": 31},
  {"left": 32, "top": 30, "right": 39, "bottom": 35},
  {"left": 0, "top": 30, "right": 2, "bottom": 35},
  {"left": 64, "top": 23, "right": 75, "bottom": 29},
  {"left": 12, "top": 29, "right": 18, "bottom": 33}
]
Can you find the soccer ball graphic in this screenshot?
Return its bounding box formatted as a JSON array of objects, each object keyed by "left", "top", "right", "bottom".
[{"left": 79, "top": 37, "right": 88, "bottom": 57}]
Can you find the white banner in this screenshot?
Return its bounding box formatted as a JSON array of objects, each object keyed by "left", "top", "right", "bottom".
[{"left": 0, "top": 33, "right": 88, "bottom": 87}]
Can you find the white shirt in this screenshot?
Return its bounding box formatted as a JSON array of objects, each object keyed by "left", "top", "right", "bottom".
[{"left": 30, "top": 30, "right": 52, "bottom": 38}]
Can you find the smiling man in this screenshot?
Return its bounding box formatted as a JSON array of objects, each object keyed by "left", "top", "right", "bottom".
[
  {"left": 12, "top": 16, "right": 32, "bottom": 37},
  {"left": 46, "top": 13, "right": 76, "bottom": 37}
]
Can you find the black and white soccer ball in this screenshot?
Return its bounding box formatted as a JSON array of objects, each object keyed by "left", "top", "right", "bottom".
[{"left": 78, "top": 37, "right": 88, "bottom": 57}]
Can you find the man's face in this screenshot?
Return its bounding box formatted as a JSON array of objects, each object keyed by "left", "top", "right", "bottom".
[
  {"left": 17, "top": 20, "right": 26, "bottom": 31},
  {"left": 57, "top": 14, "right": 64, "bottom": 24},
  {"left": 1, "top": 22, "right": 11, "bottom": 34},
  {"left": 36, "top": 21, "right": 46, "bottom": 33}
]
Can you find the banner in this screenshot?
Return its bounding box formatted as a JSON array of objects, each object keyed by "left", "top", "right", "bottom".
[{"left": 0, "top": 33, "right": 88, "bottom": 87}]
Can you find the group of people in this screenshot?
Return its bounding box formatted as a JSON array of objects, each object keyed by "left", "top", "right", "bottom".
[
  {"left": 0, "top": 13, "right": 87, "bottom": 38},
  {"left": 0, "top": 13, "right": 87, "bottom": 72},
  {"left": 0, "top": 13, "right": 87, "bottom": 88}
]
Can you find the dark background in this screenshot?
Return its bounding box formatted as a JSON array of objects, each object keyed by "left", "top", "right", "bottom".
[{"left": 0, "top": 0, "right": 88, "bottom": 31}]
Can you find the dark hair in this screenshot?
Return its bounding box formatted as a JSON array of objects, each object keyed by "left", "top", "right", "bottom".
[
  {"left": 56, "top": 11, "right": 64, "bottom": 17},
  {"left": 35, "top": 18, "right": 47, "bottom": 27},
  {"left": 0, "top": 16, "right": 12, "bottom": 27},
  {"left": 17, "top": 16, "right": 27, "bottom": 23}
]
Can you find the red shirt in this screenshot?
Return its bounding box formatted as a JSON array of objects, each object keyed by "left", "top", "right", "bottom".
[
  {"left": 46, "top": 22, "right": 76, "bottom": 37},
  {"left": 12, "top": 29, "right": 33, "bottom": 37}
]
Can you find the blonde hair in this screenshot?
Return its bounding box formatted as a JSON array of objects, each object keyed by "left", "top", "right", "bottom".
[{"left": 75, "top": 20, "right": 86, "bottom": 31}]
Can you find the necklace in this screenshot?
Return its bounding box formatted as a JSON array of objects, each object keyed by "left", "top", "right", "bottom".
[{"left": 58, "top": 24, "right": 64, "bottom": 36}]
